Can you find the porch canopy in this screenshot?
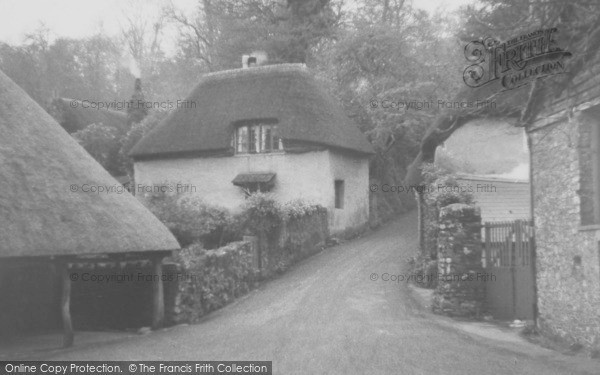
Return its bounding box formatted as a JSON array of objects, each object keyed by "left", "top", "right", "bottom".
[{"left": 232, "top": 172, "right": 276, "bottom": 186}]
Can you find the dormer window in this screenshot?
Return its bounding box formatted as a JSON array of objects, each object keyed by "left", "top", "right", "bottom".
[{"left": 235, "top": 121, "right": 283, "bottom": 154}]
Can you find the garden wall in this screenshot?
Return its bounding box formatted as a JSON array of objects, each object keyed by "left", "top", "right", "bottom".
[{"left": 165, "top": 209, "right": 329, "bottom": 325}]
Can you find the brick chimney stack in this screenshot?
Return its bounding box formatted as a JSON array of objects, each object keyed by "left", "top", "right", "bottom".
[{"left": 127, "top": 78, "right": 147, "bottom": 126}]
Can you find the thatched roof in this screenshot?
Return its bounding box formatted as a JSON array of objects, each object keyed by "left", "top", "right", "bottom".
[
  {"left": 0, "top": 70, "right": 180, "bottom": 258},
  {"left": 52, "top": 98, "right": 128, "bottom": 133},
  {"left": 130, "top": 64, "right": 374, "bottom": 159}
]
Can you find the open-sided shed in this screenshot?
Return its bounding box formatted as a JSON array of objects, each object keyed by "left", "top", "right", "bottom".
[{"left": 0, "top": 69, "right": 180, "bottom": 346}]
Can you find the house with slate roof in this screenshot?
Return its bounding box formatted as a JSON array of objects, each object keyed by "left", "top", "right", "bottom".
[{"left": 130, "top": 63, "right": 374, "bottom": 234}]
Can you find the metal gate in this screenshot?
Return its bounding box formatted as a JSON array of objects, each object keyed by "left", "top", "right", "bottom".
[{"left": 483, "top": 220, "right": 535, "bottom": 320}]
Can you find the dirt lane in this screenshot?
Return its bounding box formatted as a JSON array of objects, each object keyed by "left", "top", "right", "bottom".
[{"left": 43, "top": 211, "right": 599, "bottom": 374}]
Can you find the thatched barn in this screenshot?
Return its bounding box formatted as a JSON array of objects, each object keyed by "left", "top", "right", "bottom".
[
  {"left": 130, "top": 63, "right": 374, "bottom": 234},
  {"left": 0, "top": 69, "right": 180, "bottom": 346}
]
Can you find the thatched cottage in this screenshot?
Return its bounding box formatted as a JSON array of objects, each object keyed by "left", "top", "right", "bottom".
[
  {"left": 0, "top": 69, "right": 180, "bottom": 346},
  {"left": 130, "top": 63, "right": 374, "bottom": 234}
]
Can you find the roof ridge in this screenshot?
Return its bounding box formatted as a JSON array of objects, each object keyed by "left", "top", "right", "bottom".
[{"left": 200, "top": 63, "right": 308, "bottom": 83}]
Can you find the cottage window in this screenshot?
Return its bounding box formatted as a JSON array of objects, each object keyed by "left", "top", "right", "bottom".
[
  {"left": 235, "top": 123, "right": 283, "bottom": 154},
  {"left": 335, "top": 180, "right": 345, "bottom": 209}
]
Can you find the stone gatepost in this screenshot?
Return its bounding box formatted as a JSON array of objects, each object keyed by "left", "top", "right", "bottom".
[{"left": 432, "top": 203, "right": 485, "bottom": 317}]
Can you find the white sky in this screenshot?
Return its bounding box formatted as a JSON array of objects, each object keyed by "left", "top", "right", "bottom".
[
  {"left": 0, "top": 0, "right": 197, "bottom": 46},
  {"left": 0, "top": 0, "right": 474, "bottom": 50}
]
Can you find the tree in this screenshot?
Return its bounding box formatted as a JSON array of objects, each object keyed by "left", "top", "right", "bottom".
[
  {"left": 166, "top": 0, "right": 340, "bottom": 70},
  {"left": 316, "top": 1, "right": 462, "bottom": 215},
  {"left": 119, "top": 110, "right": 168, "bottom": 177},
  {"left": 72, "top": 123, "right": 124, "bottom": 176},
  {"left": 404, "top": 0, "right": 600, "bottom": 186}
]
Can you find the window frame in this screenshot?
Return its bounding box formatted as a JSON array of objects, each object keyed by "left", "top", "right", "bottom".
[{"left": 234, "top": 121, "right": 283, "bottom": 154}]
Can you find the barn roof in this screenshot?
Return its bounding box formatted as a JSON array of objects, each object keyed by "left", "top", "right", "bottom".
[
  {"left": 130, "top": 64, "right": 374, "bottom": 159},
  {"left": 0, "top": 69, "right": 180, "bottom": 258}
]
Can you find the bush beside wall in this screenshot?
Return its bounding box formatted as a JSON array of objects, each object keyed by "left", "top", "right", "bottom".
[
  {"left": 410, "top": 164, "right": 475, "bottom": 289},
  {"left": 163, "top": 196, "right": 330, "bottom": 325},
  {"left": 166, "top": 241, "right": 258, "bottom": 325},
  {"left": 236, "top": 195, "right": 328, "bottom": 277},
  {"left": 144, "top": 192, "right": 235, "bottom": 248}
]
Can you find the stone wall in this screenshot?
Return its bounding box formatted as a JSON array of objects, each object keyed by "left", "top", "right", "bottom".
[
  {"left": 165, "top": 241, "right": 257, "bottom": 325},
  {"left": 530, "top": 111, "right": 600, "bottom": 349},
  {"left": 432, "top": 204, "right": 485, "bottom": 317},
  {"left": 165, "top": 210, "right": 329, "bottom": 325}
]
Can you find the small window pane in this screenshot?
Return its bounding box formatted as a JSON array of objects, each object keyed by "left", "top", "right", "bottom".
[
  {"left": 272, "top": 125, "right": 281, "bottom": 151},
  {"left": 262, "top": 125, "right": 272, "bottom": 152},
  {"left": 249, "top": 125, "right": 260, "bottom": 153},
  {"left": 236, "top": 127, "right": 248, "bottom": 153}
]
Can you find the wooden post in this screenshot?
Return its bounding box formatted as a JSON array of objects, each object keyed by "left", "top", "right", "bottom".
[
  {"left": 60, "top": 262, "right": 74, "bottom": 348},
  {"left": 151, "top": 257, "right": 164, "bottom": 330},
  {"left": 484, "top": 222, "right": 491, "bottom": 269},
  {"left": 417, "top": 192, "right": 423, "bottom": 253}
]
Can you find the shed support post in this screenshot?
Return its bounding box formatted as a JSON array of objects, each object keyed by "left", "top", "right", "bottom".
[
  {"left": 60, "top": 262, "right": 74, "bottom": 348},
  {"left": 151, "top": 257, "right": 165, "bottom": 330}
]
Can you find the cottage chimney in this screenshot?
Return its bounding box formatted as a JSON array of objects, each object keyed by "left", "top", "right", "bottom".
[
  {"left": 127, "top": 78, "right": 148, "bottom": 126},
  {"left": 242, "top": 55, "right": 251, "bottom": 68},
  {"left": 242, "top": 51, "right": 267, "bottom": 68}
]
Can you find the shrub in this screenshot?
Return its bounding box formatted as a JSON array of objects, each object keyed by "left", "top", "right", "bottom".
[
  {"left": 168, "top": 241, "right": 257, "bottom": 324},
  {"left": 236, "top": 193, "right": 282, "bottom": 238},
  {"left": 419, "top": 163, "right": 475, "bottom": 259},
  {"left": 161, "top": 195, "right": 329, "bottom": 324},
  {"left": 72, "top": 123, "right": 123, "bottom": 175},
  {"left": 119, "top": 111, "right": 168, "bottom": 176},
  {"left": 145, "top": 193, "right": 234, "bottom": 248},
  {"left": 279, "top": 198, "right": 322, "bottom": 220},
  {"left": 407, "top": 255, "right": 439, "bottom": 289},
  {"left": 234, "top": 193, "right": 327, "bottom": 275}
]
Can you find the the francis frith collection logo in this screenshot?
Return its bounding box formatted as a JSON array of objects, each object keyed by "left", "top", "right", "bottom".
[{"left": 463, "top": 28, "right": 572, "bottom": 91}]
